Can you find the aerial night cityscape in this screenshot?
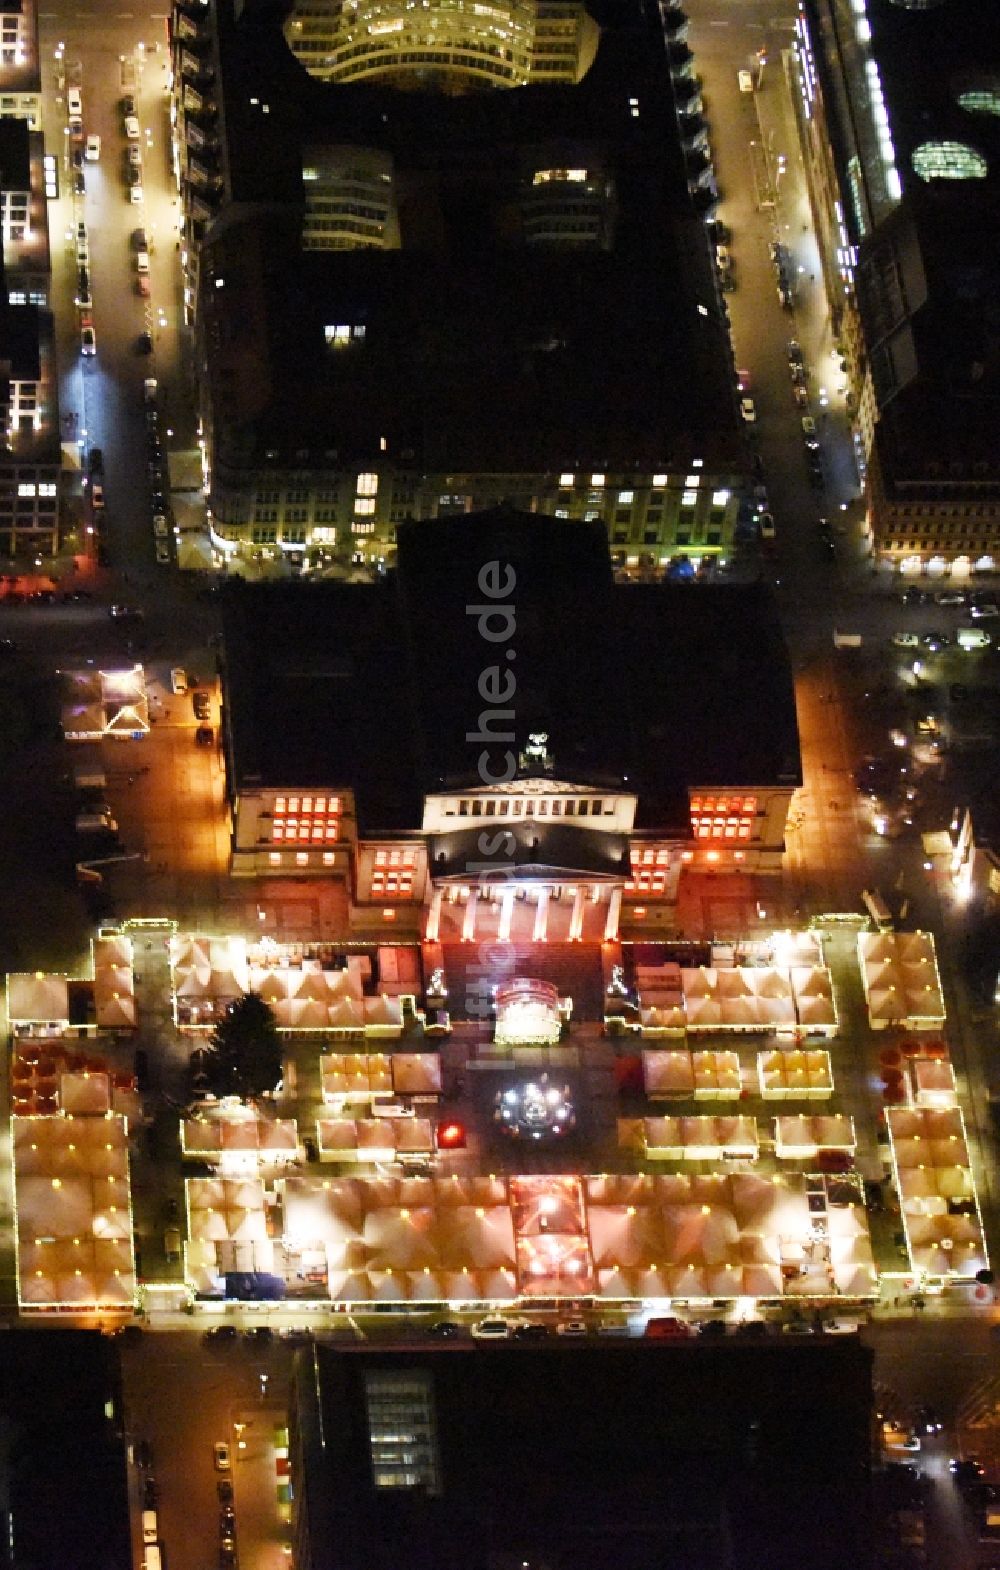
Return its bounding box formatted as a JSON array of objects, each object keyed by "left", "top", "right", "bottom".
[{"left": 1, "top": 0, "right": 1000, "bottom": 1564}]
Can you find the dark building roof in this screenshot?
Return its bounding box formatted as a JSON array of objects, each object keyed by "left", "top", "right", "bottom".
[
  {"left": 809, "top": 0, "right": 1000, "bottom": 486},
  {"left": 621, "top": 582, "right": 803, "bottom": 810},
  {"left": 198, "top": 0, "right": 742, "bottom": 480},
  {"left": 0, "top": 117, "right": 31, "bottom": 191},
  {"left": 220, "top": 576, "right": 424, "bottom": 831},
  {"left": 0, "top": 1329, "right": 130, "bottom": 1570},
  {"left": 220, "top": 511, "right": 800, "bottom": 834},
  {"left": 292, "top": 1340, "right": 875, "bottom": 1570}
]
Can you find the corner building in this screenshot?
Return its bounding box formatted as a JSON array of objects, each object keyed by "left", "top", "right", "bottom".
[
  {"left": 171, "top": 0, "right": 744, "bottom": 572},
  {"left": 793, "top": 0, "right": 1000, "bottom": 577}
]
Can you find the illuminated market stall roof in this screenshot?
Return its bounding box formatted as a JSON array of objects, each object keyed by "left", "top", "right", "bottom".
[
  {"left": 857, "top": 929, "right": 945, "bottom": 1030},
  {"left": 13, "top": 1115, "right": 136, "bottom": 1310},
  {"left": 263, "top": 1170, "right": 876, "bottom": 1304},
  {"left": 886, "top": 1105, "right": 989, "bottom": 1279}
]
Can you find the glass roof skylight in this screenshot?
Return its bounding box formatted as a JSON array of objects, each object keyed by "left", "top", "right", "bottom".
[{"left": 912, "top": 141, "right": 988, "bottom": 182}]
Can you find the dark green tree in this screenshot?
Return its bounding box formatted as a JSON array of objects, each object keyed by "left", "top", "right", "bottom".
[{"left": 208, "top": 992, "right": 283, "bottom": 1101}]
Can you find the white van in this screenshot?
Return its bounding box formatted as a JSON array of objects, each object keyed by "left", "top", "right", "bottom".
[
  {"left": 142, "top": 1510, "right": 158, "bottom": 1544},
  {"left": 170, "top": 668, "right": 188, "bottom": 695},
  {"left": 136, "top": 251, "right": 150, "bottom": 276},
  {"left": 957, "top": 626, "right": 992, "bottom": 650},
  {"left": 738, "top": 69, "right": 754, "bottom": 93},
  {"left": 144, "top": 1548, "right": 162, "bottom": 1570},
  {"left": 67, "top": 88, "right": 82, "bottom": 118}
]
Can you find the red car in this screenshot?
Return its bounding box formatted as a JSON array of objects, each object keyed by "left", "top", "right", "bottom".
[{"left": 644, "top": 1317, "right": 693, "bottom": 1340}]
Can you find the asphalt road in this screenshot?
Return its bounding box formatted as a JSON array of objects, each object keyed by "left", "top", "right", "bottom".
[
  {"left": 41, "top": 10, "right": 189, "bottom": 577},
  {"left": 122, "top": 1329, "right": 298, "bottom": 1570}
]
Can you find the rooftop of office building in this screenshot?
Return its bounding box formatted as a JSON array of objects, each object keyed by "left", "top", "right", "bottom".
[
  {"left": 810, "top": 0, "right": 1000, "bottom": 483},
  {"left": 292, "top": 1338, "right": 875, "bottom": 1570},
  {"left": 194, "top": 0, "right": 741, "bottom": 477}
]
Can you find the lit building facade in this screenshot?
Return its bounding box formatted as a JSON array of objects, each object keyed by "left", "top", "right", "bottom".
[
  {"left": 283, "top": 0, "right": 600, "bottom": 90},
  {"left": 792, "top": 0, "right": 1000, "bottom": 575},
  {"left": 0, "top": 0, "right": 40, "bottom": 127}
]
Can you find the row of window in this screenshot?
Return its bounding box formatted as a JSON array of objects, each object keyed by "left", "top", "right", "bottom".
[
  {"left": 271, "top": 822, "right": 340, "bottom": 843},
  {"left": 448, "top": 796, "right": 614, "bottom": 818},
  {"left": 690, "top": 796, "right": 758, "bottom": 815},
  {"left": 370, "top": 871, "right": 414, "bottom": 898},
  {"left": 374, "top": 848, "right": 417, "bottom": 868},
  {"left": 631, "top": 847, "right": 671, "bottom": 867},
  {"left": 273, "top": 796, "right": 342, "bottom": 815}
]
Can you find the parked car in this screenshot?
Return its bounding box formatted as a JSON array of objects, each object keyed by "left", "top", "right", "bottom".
[
  {"left": 85, "top": 134, "right": 101, "bottom": 161},
  {"left": 155, "top": 540, "right": 170, "bottom": 564},
  {"left": 195, "top": 725, "right": 215, "bottom": 747},
  {"left": 137, "top": 331, "right": 153, "bottom": 354},
  {"left": 81, "top": 323, "right": 96, "bottom": 356},
  {"left": 512, "top": 1322, "right": 551, "bottom": 1341},
  {"left": 170, "top": 667, "right": 188, "bottom": 694},
  {"left": 644, "top": 1317, "right": 693, "bottom": 1339},
  {"left": 125, "top": 113, "right": 140, "bottom": 139},
  {"left": 213, "top": 1442, "right": 231, "bottom": 1472},
  {"left": 787, "top": 338, "right": 804, "bottom": 365},
  {"left": 555, "top": 1319, "right": 588, "bottom": 1337},
  {"left": 217, "top": 1480, "right": 234, "bottom": 1504},
  {"left": 205, "top": 1324, "right": 237, "bottom": 1342},
  {"left": 471, "top": 1316, "right": 521, "bottom": 1341},
  {"left": 801, "top": 414, "right": 818, "bottom": 444},
  {"left": 892, "top": 631, "right": 920, "bottom": 648},
  {"left": 192, "top": 690, "right": 211, "bottom": 721},
  {"left": 153, "top": 514, "right": 169, "bottom": 537},
  {"left": 740, "top": 396, "right": 756, "bottom": 423}
]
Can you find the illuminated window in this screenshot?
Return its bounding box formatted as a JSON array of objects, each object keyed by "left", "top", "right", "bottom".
[
  {"left": 690, "top": 792, "right": 757, "bottom": 843},
  {"left": 652, "top": 474, "right": 668, "bottom": 488},
  {"left": 296, "top": 852, "right": 308, "bottom": 865},
  {"left": 912, "top": 141, "right": 988, "bottom": 182},
  {"left": 354, "top": 497, "right": 376, "bottom": 515},
  {"left": 268, "top": 794, "right": 341, "bottom": 845},
  {"left": 958, "top": 87, "right": 1000, "bottom": 118},
  {"left": 618, "top": 490, "right": 634, "bottom": 505},
  {"left": 682, "top": 490, "right": 698, "bottom": 507},
  {"left": 533, "top": 167, "right": 588, "bottom": 185},
  {"left": 591, "top": 473, "right": 605, "bottom": 489},
  {"left": 269, "top": 852, "right": 281, "bottom": 866},
  {"left": 711, "top": 489, "right": 729, "bottom": 506},
  {"left": 357, "top": 472, "right": 379, "bottom": 496},
  {"left": 559, "top": 472, "right": 574, "bottom": 487},
  {"left": 325, "top": 323, "right": 366, "bottom": 346}
]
